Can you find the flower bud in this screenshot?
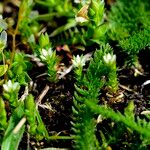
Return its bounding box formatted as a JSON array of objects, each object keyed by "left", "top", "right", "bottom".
[
  {"left": 39, "top": 33, "right": 50, "bottom": 48},
  {"left": 103, "top": 53, "right": 116, "bottom": 65}
]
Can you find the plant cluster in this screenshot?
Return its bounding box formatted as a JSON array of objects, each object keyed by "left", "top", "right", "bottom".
[
  {"left": 0, "top": 0, "right": 149, "bottom": 149},
  {"left": 108, "top": 0, "right": 150, "bottom": 68}
]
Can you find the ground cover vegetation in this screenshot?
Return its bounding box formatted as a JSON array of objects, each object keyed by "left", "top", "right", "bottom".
[{"left": 0, "top": 0, "right": 150, "bottom": 149}]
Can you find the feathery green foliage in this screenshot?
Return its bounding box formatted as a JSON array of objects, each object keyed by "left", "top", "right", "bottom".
[
  {"left": 85, "top": 100, "right": 150, "bottom": 138},
  {"left": 108, "top": 0, "right": 150, "bottom": 67},
  {"left": 0, "top": 0, "right": 150, "bottom": 149},
  {"left": 72, "top": 44, "right": 118, "bottom": 149},
  {"left": 108, "top": 0, "right": 150, "bottom": 40},
  {"left": 119, "top": 27, "right": 150, "bottom": 66}
]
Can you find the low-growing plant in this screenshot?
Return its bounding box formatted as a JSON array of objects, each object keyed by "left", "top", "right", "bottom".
[
  {"left": 119, "top": 27, "right": 150, "bottom": 68},
  {"left": 72, "top": 44, "right": 150, "bottom": 149},
  {"left": 0, "top": 1, "right": 68, "bottom": 148},
  {"left": 49, "top": 0, "right": 107, "bottom": 46},
  {"left": 25, "top": 94, "right": 49, "bottom": 140},
  {"left": 108, "top": 0, "right": 150, "bottom": 68},
  {"left": 108, "top": 0, "right": 150, "bottom": 40},
  {"left": 0, "top": 0, "right": 150, "bottom": 149},
  {"left": 72, "top": 44, "right": 118, "bottom": 149}
]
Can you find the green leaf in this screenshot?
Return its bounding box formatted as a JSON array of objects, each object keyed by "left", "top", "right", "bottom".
[
  {"left": 124, "top": 101, "right": 135, "bottom": 121},
  {"left": 0, "top": 65, "right": 8, "bottom": 77},
  {"left": 50, "top": 20, "right": 76, "bottom": 37},
  {"left": 93, "top": 24, "right": 108, "bottom": 40},
  {"left": 1, "top": 103, "right": 25, "bottom": 150}
]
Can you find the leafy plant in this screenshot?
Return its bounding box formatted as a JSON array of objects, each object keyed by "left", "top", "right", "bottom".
[
  {"left": 0, "top": 0, "right": 150, "bottom": 149},
  {"left": 85, "top": 100, "right": 150, "bottom": 138},
  {"left": 25, "top": 94, "right": 49, "bottom": 140},
  {"left": 108, "top": 0, "right": 150, "bottom": 40},
  {"left": 72, "top": 44, "right": 118, "bottom": 149},
  {"left": 108, "top": 0, "right": 150, "bottom": 68},
  {"left": 119, "top": 27, "right": 150, "bottom": 67},
  {"left": 1, "top": 103, "right": 25, "bottom": 150},
  {"left": 49, "top": 0, "right": 107, "bottom": 46},
  {"left": 3, "top": 80, "right": 20, "bottom": 109},
  {"left": 37, "top": 33, "right": 61, "bottom": 82},
  {"left": 8, "top": 53, "right": 32, "bottom": 85}
]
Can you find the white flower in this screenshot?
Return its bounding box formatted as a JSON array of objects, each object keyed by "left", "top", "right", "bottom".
[
  {"left": 72, "top": 55, "right": 86, "bottom": 67},
  {"left": 40, "top": 48, "right": 53, "bottom": 60},
  {"left": 3, "top": 80, "right": 20, "bottom": 93},
  {"left": 103, "top": 53, "right": 116, "bottom": 64},
  {"left": 74, "top": 0, "right": 81, "bottom": 3},
  {"left": 75, "top": 16, "right": 88, "bottom": 23}
]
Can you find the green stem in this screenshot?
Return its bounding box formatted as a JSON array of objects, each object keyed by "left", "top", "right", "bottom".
[
  {"left": 47, "top": 135, "right": 73, "bottom": 140},
  {"left": 8, "top": 1, "right": 23, "bottom": 71},
  {"left": 35, "top": 0, "right": 51, "bottom": 6},
  {"left": 36, "top": 13, "right": 59, "bottom": 21}
]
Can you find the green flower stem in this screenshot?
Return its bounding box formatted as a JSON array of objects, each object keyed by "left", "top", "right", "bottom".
[
  {"left": 107, "top": 64, "right": 118, "bottom": 93},
  {"left": 36, "top": 13, "right": 59, "bottom": 20},
  {"left": 74, "top": 66, "right": 83, "bottom": 81},
  {"left": 47, "top": 135, "right": 73, "bottom": 140},
  {"left": 8, "top": 0, "right": 26, "bottom": 71}
]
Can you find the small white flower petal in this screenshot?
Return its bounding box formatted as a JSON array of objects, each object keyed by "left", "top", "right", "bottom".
[
  {"left": 42, "top": 49, "right": 48, "bottom": 57},
  {"left": 3, "top": 84, "right": 9, "bottom": 92},
  {"left": 72, "top": 55, "right": 86, "bottom": 67},
  {"left": 103, "top": 53, "right": 116, "bottom": 64},
  {"left": 7, "top": 80, "right": 13, "bottom": 88},
  {"left": 75, "top": 16, "right": 88, "bottom": 23},
  {"left": 13, "top": 82, "right": 19, "bottom": 90},
  {"left": 47, "top": 48, "right": 53, "bottom": 56},
  {"left": 40, "top": 48, "right": 54, "bottom": 61},
  {"left": 3, "top": 80, "right": 19, "bottom": 92},
  {"left": 107, "top": 53, "right": 112, "bottom": 61},
  {"left": 103, "top": 55, "right": 108, "bottom": 63},
  {"left": 40, "top": 55, "right": 46, "bottom": 60},
  {"left": 74, "top": 0, "right": 80, "bottom": 3},
  {"left": 112, "top": 55, "right": 116, "bottom": 62}
]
